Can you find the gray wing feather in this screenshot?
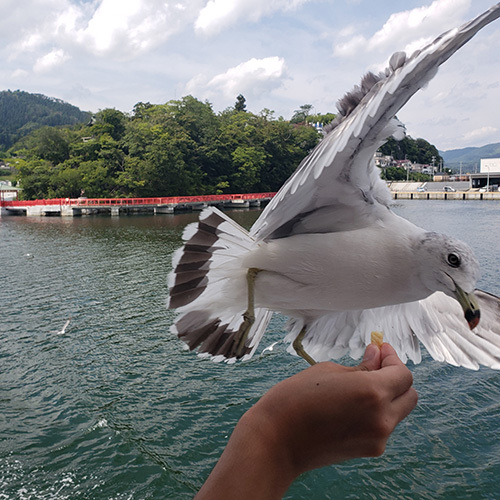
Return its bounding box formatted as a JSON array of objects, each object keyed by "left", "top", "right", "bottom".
[
  {"left": 415, "top": 290, "right": 500, "bottom": 369},
  {"left": 290, "top": 290, "right": 500, "bottom": 370},
  {"left": 251, "top": 4, "right": 500, "bottom": 242}
]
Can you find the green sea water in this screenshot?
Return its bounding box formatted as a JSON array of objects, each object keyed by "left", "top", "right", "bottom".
[{"left": 1, "top": 200, "right": 500, "bottom": 499}]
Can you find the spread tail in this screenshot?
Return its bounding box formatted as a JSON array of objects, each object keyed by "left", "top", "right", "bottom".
[{"left": 168, "top": 207, "right": 272, "bottom": 362}]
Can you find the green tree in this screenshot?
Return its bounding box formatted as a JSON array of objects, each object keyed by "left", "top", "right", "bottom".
[
  {"left": 34, "top": 127, "right": 70, "bottom": 164},
  {"left": 116, "top": 156, "right": 148, "bottom": 196},
  {"left": 131, "top": 101, "right": 153, "bottom": 120},
  {"left": 379, "top": 136, "right": 442, "bottom": 165},
  {"left": 97, "top": 134, "right": 124, "bottom": 174},
  {"left": 52, "top": 164, "right": 82, "bottom": 198},
  {"left": 143, "top": 126, "right": 206, "bottom": 196},
  {"left": 307, "top": 113, "right": 336, "bottom": 126},
  {"left": 92, "top": 109, "right": 127, "bottom": 141},
  {"left": 231, "top": 145, "right": 266, "bottom": 192},
  {"left": 291, "top": 104, "right": 314, "bottom": 124},
  {"left": 16, "top": 158, "right": 54, "bottom": 199},
  {"left": 259, "top": 119, "right": 319, "bottom": 191},
  {"left": 235, "top": 94, "right": 247, "bottom": 112},
  {"left": 415, "top": 138, "right": 441, "bottom": 165},
  {"left": 70, "top": 137, "right": 101, "bottom": 162},
  {"left": 79, "top": 160, "right": 113, "bottom": 198}
]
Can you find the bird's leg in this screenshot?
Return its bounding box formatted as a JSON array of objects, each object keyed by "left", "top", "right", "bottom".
[
  {"left": 293, "top": 326, "right": 317, "bottom": 365},
  {"left": 234, "top": 268, "right": 260, "bottom": 357}
]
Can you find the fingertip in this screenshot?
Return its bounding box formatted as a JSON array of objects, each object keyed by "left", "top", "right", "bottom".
[
  {"left": 380, "top": 342, "right": 396, "bottom": 354},
  {"left": 380, "top": 343, "right": 408, "bottom": 369},
  {"left": 365, "top": 343, "right": 380, "bottom": 359},
  {"left": 358, "top": 344, "right": 381, "bottom": 371}
]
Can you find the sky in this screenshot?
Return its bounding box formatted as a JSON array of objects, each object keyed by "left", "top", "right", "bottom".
[{"left": 1, "top": 0, "right": 499, "bottom": 151}]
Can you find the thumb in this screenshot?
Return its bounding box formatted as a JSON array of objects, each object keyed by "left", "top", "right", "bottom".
[{"left": 355, "top": 344, "right": 382, "bottom": 371}]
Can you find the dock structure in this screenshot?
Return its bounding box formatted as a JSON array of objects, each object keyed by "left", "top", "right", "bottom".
[
  {"left": 392, "top": 191, "right": 500, "bottom": 200},
  {"left": 0, "top": 193, "right": 275, "bottom": 217},
  {"left": 2, "top": 189, "right": 500, "bottom": 217}
]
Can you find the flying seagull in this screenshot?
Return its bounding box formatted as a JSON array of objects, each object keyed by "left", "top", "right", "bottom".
[
  {"left": 56, "top": 318, "right": 71, "bottom": 335},
  {"left": 168, "top": 4, "right": 500, "bottom": 370}
]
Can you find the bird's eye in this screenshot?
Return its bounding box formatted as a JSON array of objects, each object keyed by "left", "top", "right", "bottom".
[{"left": 447, "top": 253, "right": 461, "bottom": 268}]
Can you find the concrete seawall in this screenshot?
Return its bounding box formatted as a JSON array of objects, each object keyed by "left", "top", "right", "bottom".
[{"left": 392, "top": 191, "right": 500, "bottom": 200}]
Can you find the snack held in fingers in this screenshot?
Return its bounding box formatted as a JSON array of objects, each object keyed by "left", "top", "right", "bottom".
[{"left": 371, "top": 331, "right": 384, "bottom": 348}]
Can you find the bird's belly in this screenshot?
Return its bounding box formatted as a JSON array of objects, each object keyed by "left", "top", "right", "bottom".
[
  {"left": 254, "top": 271, "right": 421, "bottom": 313},
  {"left": 246, "top": 230, "right": 429, "bottom": 313}
]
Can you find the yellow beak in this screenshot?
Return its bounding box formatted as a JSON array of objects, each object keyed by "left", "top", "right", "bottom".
[{"left": 454, "top": 285, "right": 480, "bottom": 330}]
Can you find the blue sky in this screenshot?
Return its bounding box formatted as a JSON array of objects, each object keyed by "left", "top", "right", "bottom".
[{"left": 1, "top": 0, "right": 499, "bottom": 150}]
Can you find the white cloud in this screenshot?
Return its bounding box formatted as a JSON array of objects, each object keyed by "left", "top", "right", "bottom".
[
  {"left": 33, "top": 48, "right": 70, "bottom": 73},
  {"left": 77, "top": 0, "right": 163, "bottom": 55},
  {"left": 195, "top": 0, "right": 311, "bottom": 36},
  {"left": 9, "top": 0, "right": 204, "bottom": 61},
  {"left": 187, "top": 56, "right": 287, "bottom": 99},
  {"left": 334, "top": 0, "right": 471, "bottom": 57},
  {"left": 333, "top": 35, "right": 366, "bottom": 58},
  {"left": 463, "top": 126, "right": 499, "bottom": 142},
  {"left": 11, "top": 68, "right": 29, "bottom": 79},
  {"left": 185, "top": 73, "right": 210, "bottom": 94},
  {"left": 17, "top": 33, "right": 45, "bottom": 53}
]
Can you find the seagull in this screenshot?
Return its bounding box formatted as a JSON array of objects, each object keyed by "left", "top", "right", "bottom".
[
  {"left": 262, "top": 342, "right": 279, "bottom": 354},
  {"left": 168, "top": 4, "right": 500, "bottom": 370},
  {"left": 56, "top": 318, "right": 71, "bottom": 335}
]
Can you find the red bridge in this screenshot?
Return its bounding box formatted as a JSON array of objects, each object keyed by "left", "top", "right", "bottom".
[{"left": 0, "top": 192, "right": 276, "bottom": 216}]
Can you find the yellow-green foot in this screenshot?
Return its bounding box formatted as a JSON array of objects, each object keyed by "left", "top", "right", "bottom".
[
  {"left": 293, "top": 326, "right": 316, "bottom": 365},
  {"left": 233, "top": 268, "right": 260, "bottom": 357}
]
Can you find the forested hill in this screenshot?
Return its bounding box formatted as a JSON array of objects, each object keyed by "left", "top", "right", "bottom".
[
  {"left": 0, "top": 90, "right": 91, "bottom": 150},
  {"left": 440, "top": 142, "right": 500, "bottom": 171}
]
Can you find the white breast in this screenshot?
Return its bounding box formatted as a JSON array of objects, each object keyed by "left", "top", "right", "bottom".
[{"left": 245, "top": 216, "right": 430, "bottom": 314}]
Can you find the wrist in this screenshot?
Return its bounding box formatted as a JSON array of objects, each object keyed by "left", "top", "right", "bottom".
[
  {"left": 237, "top": 405, "right": 298, "bottom": 496},
  {"left": 195, "top": 405, "right": 297, "bottom": 500}
]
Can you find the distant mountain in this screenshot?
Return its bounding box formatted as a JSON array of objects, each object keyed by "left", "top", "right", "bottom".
[
  {"left": 440, "top": 142, "right": 500, "bottom": 172},
  {"left": 0, "top": 90, "right": 91, "bottom": 151}
]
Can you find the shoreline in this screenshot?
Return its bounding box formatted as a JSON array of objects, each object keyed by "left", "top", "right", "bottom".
[{"left": 391, "top": 191, "right": 500, "bottom": 200}]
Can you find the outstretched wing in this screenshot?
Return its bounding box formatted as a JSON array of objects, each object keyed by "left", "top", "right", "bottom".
[
  {"left": 251, "top": 4, "right": 500, "bottom": 241},
  {"left": 285, "top": 290, "right": 500, "bottom": 370},
  {"left": 413, "top": 290, "right": 500, "bottom": 370}
]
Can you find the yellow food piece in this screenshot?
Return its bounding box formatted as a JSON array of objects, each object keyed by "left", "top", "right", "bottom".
[{"left": 371, "top": 331, "right": 384, "bottom": 347}]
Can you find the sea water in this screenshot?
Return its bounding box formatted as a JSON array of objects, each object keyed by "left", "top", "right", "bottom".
[{"left": 1, "top": 200, "right": 499, "bottom": 499}]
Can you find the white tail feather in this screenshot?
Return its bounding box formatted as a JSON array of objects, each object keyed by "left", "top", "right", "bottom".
[{"left": 169, "top": 207, "right": 272, "bottom": 361}]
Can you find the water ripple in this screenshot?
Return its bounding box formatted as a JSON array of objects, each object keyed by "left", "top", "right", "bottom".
[{"left": 1, "top": 204, "right": 500, "bottom": 499}]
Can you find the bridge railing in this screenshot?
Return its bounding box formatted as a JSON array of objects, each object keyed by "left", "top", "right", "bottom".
[{"left": 0, "top": 192, "right": 276, "bottom": 208}]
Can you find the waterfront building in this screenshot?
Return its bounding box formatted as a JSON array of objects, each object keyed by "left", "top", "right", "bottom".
[{"left": 470, "top": 158, "right": 500, "bottom": 191}]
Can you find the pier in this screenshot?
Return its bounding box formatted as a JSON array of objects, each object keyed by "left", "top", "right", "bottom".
[
  {"left": 392, "top": 191, "right": 500, "bottom": 200},
  {"left": 2, "top": 189, "right": 500, "bottom": 217},
  {"left": 0, "top": 192, "right": 275, "bottom": 217}
]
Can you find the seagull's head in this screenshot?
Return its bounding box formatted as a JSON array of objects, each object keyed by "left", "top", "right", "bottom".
[{"left": 417, "top": 232, "right": 481, "bottom": 329}]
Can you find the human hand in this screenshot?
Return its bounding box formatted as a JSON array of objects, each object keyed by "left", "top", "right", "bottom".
[
  {"left": 249, "top": 343, "right": 417, "bottom": 476},
  {"left": 195, "top": 343, "right": 417, "bottom": 500}
]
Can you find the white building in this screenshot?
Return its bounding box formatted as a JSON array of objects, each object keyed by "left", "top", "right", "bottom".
[
  {"left": 480, "top": 158, "right": 500, "bottom": 173},
  {"left": 470, "top": 158, "right": 500, "bottom": 190}
]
